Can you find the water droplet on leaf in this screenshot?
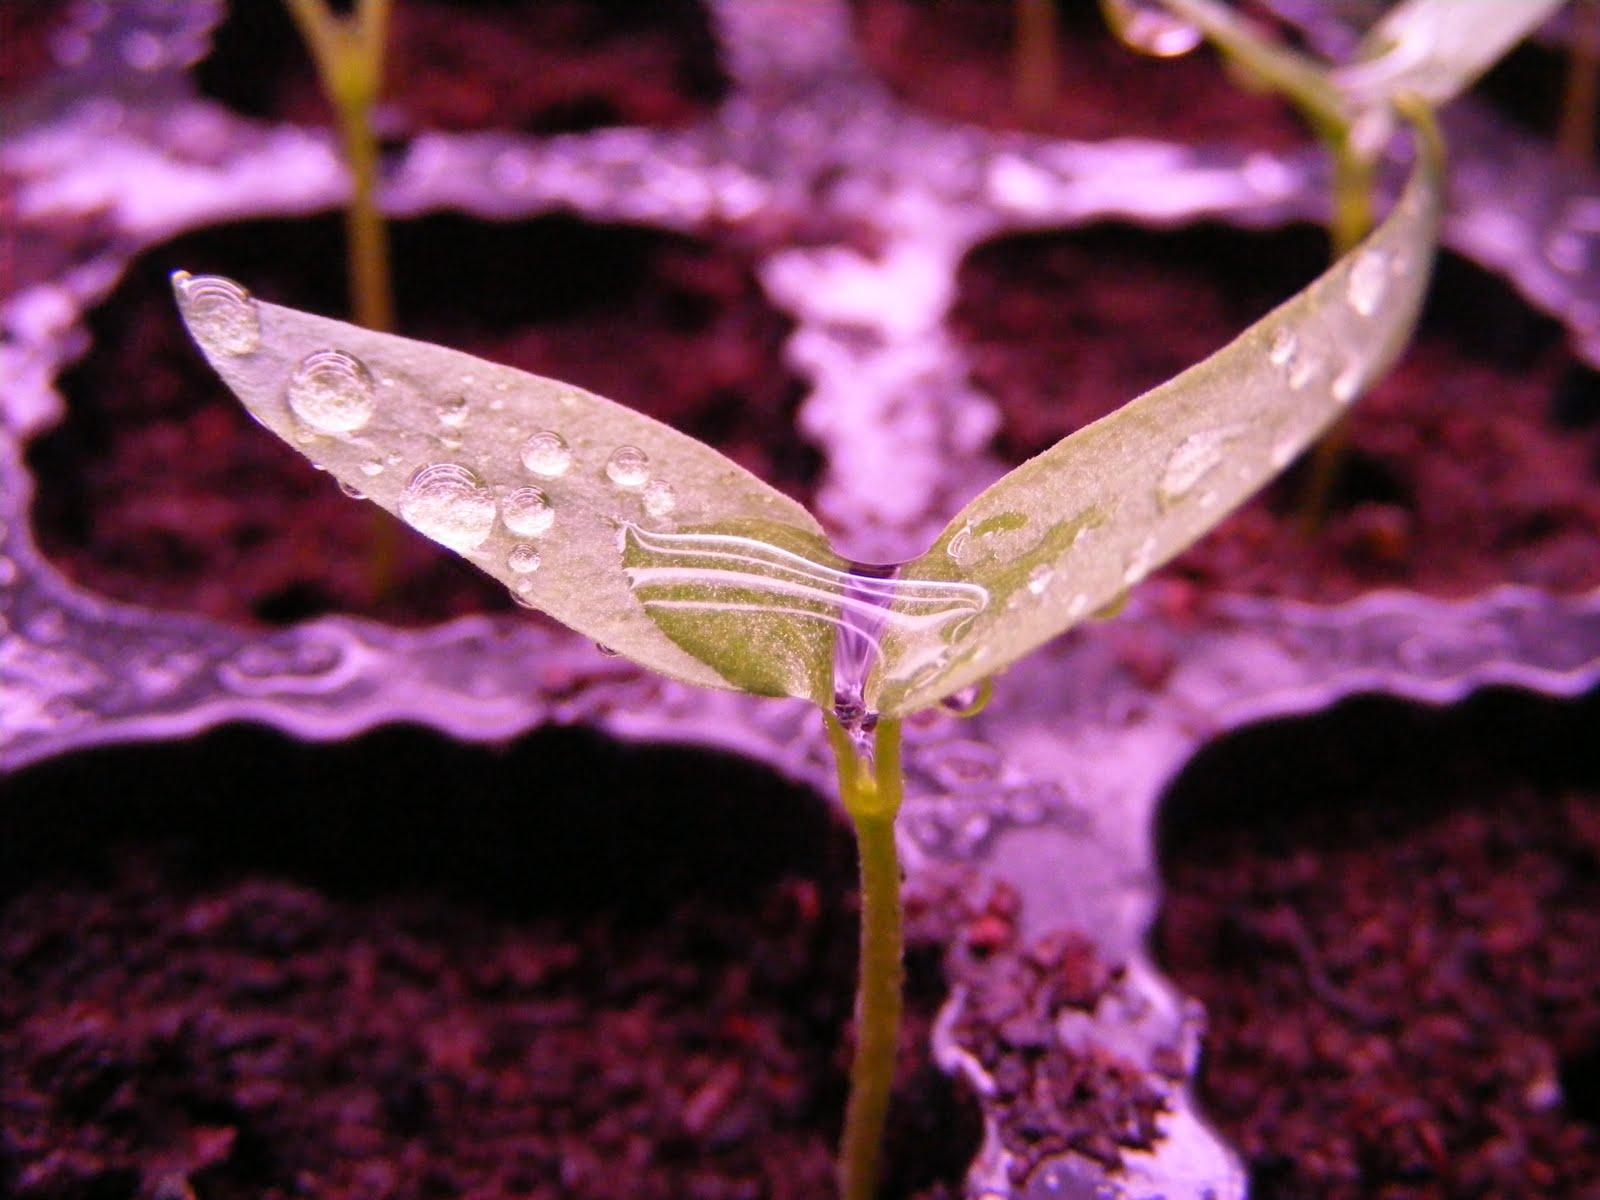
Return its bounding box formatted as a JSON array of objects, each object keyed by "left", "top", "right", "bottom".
[
  {"left": 1027, "top": 564, "right": 1054, "bottom": 596},
  {"left": 1158, "top": 427, "right": 1238, "bottom": 507},
  {"left": 359, "top": 458, "right": 385, "bottom": 478},
  {"left": 508, "top": 543, "right": 542, "bottom": 574},
  {"left": 521, "top": 430, "right": 574, "bottom": 478},
  {"left": 502, "top": 486, "right": 555, "bottom": 537},
  {"left": 437, "top": 395, "right": 469, "bottom": 428},
  {"left": 1346, "top": 249, "right": 1388, "bottom": 317},
  {"left": 173, "top": 273, "right": 261, "bottom": 356},
  {"left": 398, "top": 463, "right": 497, "bottom": 552},
  {"left": 287, "top": 349, "right": 376, "bottom": 434},
  {"left": 337, "top": 480, "right": 367, "bottom": 500},
  {"left": 1268, "top": 327, "right": 1297, "bottom": 367},
  {"left": 642, "top": 479, "right": 677, "bottom": 518},
  {"left": 606, "top": 445, "right": 650, "bottom": 490}
]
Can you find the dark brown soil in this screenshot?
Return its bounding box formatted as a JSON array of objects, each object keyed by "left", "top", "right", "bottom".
[
  {"left": 196, "top": 0, "right": 726, "bottom": 135},
  {"left": 952, "top": 222, "right": 1600, "bottom": 602},
  {"left": 27, "top": 214, "right": 816, "bottom": 626},
  {"left": 1157, "top": 687, "right": 1600, "bottom": 1199},
  {"left": 1, "top": 725, "right": 980, "bottom": 1200},
  {"left": 854, "top": 0, "right": 1307, "bottom": 149}
]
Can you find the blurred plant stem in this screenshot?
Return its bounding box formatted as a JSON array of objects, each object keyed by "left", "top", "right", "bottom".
[
  {"left": 282, "top": 0, "right": 395, "bottom": 333},
  {"left": 1014, "top": 0, "right": 1060, "bottom": 117}
]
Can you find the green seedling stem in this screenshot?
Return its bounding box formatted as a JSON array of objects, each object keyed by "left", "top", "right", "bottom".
[
  {"left": 825, "top": 714, "right": 907, "bottom": 1200},
  {"left": 1296, "top": 130, "right": 1378, "bottom": 531},
  {"left": 282, "top": 0, "right": 395, "bottom": 333}
]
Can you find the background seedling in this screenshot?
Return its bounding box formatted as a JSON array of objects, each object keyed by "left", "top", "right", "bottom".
[
  {"left": 1110, "top": 0, "right": 1567, "bottom": 526},
  {"left": 281, "top": 0, "right": 394, "bottom": 333},
  {"left": 175, "top": 98, "right": 1443, "bottom": 1198}
]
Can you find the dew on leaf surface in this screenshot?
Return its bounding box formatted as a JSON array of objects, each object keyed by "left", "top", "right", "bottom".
[
  {"left": 436, "top": 395, "right": 469, "bottom": 428},
  {"left": 1158, "top": 426, "right": 1241, "bottom": 508},
  {"left": 173, "top": 273, "right": 260, "bottom": 356},
  {"left": 1346, "top": 249, "right": 1389, "bottom": 318},
  {"left": 359, "top": 458, "right": 385, "bottom": 477},
  {"left": 642, "top": 479, "right": 677, "bottom": 518},
  {"left": 507, "top": 543, "right": 542, "bottom": 574},
  {"left": 1268, "top": 327, "right": 1297, "bottom": 368},
  {"left": 501, "top": 486, "right": 555, "bottom": 537},
  {"left": 286, "top": 349, "right": 376, "bottom": 435},
  {"left": 1027, "top": 565, "right": 1054, "bottom": 596},
  {"left": 510, "top": 579, "right": 539, "bottom": 607},
  {"left": 398, "top": 463, "right": 497, "bottom": 552},
  {"left": 337, "top": 480, "right": 367, "bottom": 500},
  {"left": 521, "top": 430, "right": 574, "bottom": 478},
  {"left": 606, "top": 445, "right": 651, "bottom": 490}
]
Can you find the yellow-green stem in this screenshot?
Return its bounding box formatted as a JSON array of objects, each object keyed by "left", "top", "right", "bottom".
[
  {"left": 826, "top": 714, "right": 906, "bottom": 1200},
  {"left": 282, "top": 0, "right": 394, "bottom": 332},
  {"left": 1297, "top": 135, "right": 1376, "bottom": 532}
]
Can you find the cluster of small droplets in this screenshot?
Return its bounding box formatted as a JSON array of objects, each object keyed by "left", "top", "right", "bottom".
[{"left": 286, "top": 349, "right": 377, "bottom": 434}]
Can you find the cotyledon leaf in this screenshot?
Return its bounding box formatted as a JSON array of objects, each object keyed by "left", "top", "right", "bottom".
[
  {"left": 171, "top": 272, "right": 840, "bottom": 706},
  {"left": 871, "top": 106, "right": 1446, "bottom": 718}
]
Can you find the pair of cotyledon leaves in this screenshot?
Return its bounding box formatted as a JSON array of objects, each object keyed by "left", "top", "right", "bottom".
[{"left": 177, "top": 0, "right": 1557, "bottom": 718}]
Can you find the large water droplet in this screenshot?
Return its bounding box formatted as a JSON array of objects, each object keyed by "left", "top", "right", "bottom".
[
  {"left": 642, "top": 479, "right": 677, "bottom": 518},
  {"left": 521, "top": 430, "right": 574, "bottom": 478},
  {"left": 287, "top": 349, "right": 376, "bottom": 434},
  {"left": 398, "top": 463, "right": 497, "bottom": 552},
  {"left": 1345, "top": 249, "right": 1388, "bottom": 318},
  {"left": 502, "top": 486, "right": 555, "bottom": 537},
  {"left": 1102, "top": 0, "right": 1202, "bottom": 56},
  {"left": 508, "top": 543, "right": 542, "bottom": 574},
  {"left": 606, "top": 445, "right": 650, "bottom": 490},
  {"left": 173, "top": 272, "right": 261, "bottom": 356}
]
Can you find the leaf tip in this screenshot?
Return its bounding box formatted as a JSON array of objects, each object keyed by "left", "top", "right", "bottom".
[{"left": 171, "top": 270, "right": 264, "bottom": 358}]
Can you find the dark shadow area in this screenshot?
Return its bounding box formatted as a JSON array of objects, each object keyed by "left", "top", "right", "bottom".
[
  {"left": 1, "top": 724, "right": 980, "bottom": 1199},
  {"left": 1, "top": 723, "right": 846, "bottom": 917},
  {"left": 28, "top": 213, "right": 816, "bottom": 627},
  {"left": 195, "top": 0, "right": 726, "bottom": 134},
  {"left": 1155, "top": 687, "right": 1600, "bottom": 1198}
]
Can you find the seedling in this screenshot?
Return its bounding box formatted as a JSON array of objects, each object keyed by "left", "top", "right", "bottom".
[
  {"left": 281, "top": 0, "right": 394, "bottom": 332},
  {"left": 1109, "top": 0, "right": 1567, "bottom": 525},
  {"left": 174, "top": 99, "right": 1450, "bottom": 1200}
]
